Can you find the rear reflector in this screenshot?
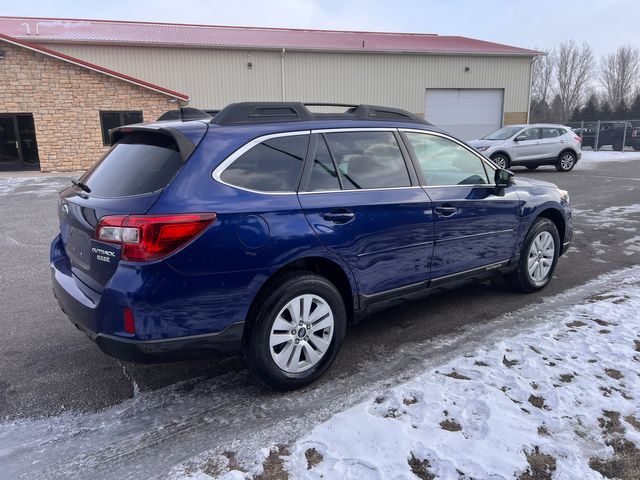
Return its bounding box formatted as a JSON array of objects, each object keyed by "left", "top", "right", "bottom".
[
  {"left": 96, "top": 213, "right": 216, "bottom": 261},
  {"left": 123, "top": 307, "right": 135, "bottom": 334}
]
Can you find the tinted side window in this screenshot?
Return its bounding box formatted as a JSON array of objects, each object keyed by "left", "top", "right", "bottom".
[
  {"left": 324, "top": 131, "right": 410, "bottom": 189},
  {"left": 82, "top": 133, "right": 182, "bottom": 198},
  {"left": 542, "top": 128, "right": 561, "bottom": 138},
  {"left": 221, "top": 135, "right": 308, "bottom": 192},
  {"left": 520, "top": 128, "right": 540, "bottom": 140},
  {"left": 404, "top": 132, "right": 490, "bottom": 186},
  {"left": 307, "top": 136, "right": 340, "bottom": 191}
]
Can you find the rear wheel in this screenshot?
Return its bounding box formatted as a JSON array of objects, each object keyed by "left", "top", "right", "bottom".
[
  {"left": 504, "top": 218, "right": 560, "bottom": 293},
  {"left": 555, "top": 151, "right": 576, "bottom": 172},
  {"left": 490, "top": 153, "right": 510, "bottom": 169},
  {"left": 243, "top": 272, "right": 347, "bottom": 390}
]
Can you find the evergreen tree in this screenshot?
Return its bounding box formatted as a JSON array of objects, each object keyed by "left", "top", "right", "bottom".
[
  {"left": 549, "top": 95, "right": 564, "bottom": 123},
  {"left": 614, "top": 99, "right": 628, "bottom": 120},
  {"left": 581, "top": 94, "right": 599, "bottom": 121},
  {"left": 599, "top": 101, "right": 613, "bottom": 120}
]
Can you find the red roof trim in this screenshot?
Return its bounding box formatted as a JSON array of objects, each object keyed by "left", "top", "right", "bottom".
[
  {"left": 0, "top": 32, "right": 190, "bottom": 101},
  {"left": 0, "top": 16, "right": 541, "bottom": 56}
]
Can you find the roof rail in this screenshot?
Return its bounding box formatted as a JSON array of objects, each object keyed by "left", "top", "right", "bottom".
[
  {"left": 157, "top": 107, "right": 213, "bottom": 122},
  {"left": 211, "top": 102, "right": 429, "bottom": 125}
]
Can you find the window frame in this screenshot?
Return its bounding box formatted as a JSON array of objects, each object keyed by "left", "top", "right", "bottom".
[
  {"left": 99, "top": 110, "right": 143, "bottom": 146},
  {"left": 299, "top": 129, "right": 419, "bottom": 193},
  {"left": 212, "top": 130, "right": 311, "bottom": 195},
  {"left": 399, "top": 129, "right": 498, "bottom": 188}
]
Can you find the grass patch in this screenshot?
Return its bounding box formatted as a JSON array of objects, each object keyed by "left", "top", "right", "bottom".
[
  {"left": 503, "top": 355, "right": 518, "bottom": 368},
  {"left": 605, "top": 368, "right": 624, "bottom": 380},
  {"left": 518, "top": 447, "right": 557, "bottom": 480},
  {"left": 408, "top": 453, "right": 435, "bottom": 480},
  {"left": 440, "top": 419, "right": 462, "bottom": 432},
  {"left": 474, "top": 360, "right": 489, "bottom": 367},
  {"left": 589, "top": 438, "right": 640, "bottom": 479},
  {"left": 528, "top": 395, "right": 547, "bottom": 410},
  {"left": 559, "top": 373, "right": 574, "bottom": 383},
  {"left": 403, "top": 395, "right": 418, "bottom": 405},
  {"left": 304, "top": 448, "right": 323, "bottom": 470},
  {"left": 254, "top": 445, "right": 289, "bottom": 480},
  {"left": 444, "top": 371, "right": 471, "bottom": 380}
]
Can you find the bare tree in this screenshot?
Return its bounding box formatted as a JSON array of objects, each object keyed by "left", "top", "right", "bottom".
[
  {"left": 554, "top": 40, "right": 595, "bottom": 122},
  {"left": 600, "top": 45, "right": 640, "bottom": 110},
  {"left": 531, "top": 50, "right": 555, "bottom": 104}
]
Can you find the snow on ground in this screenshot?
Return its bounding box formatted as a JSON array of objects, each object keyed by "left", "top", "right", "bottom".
[
  {"left": 575, "top": 150, "right": 640, "bottom": 171},
  {"left": 179, "top": 267, "right": 640, "bottom": 479}
]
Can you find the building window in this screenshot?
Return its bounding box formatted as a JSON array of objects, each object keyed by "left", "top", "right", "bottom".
[{"left": 99, "top": 111, "right": 143, "bottom": 146}]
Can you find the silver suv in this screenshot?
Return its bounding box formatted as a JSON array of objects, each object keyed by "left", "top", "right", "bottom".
[{"left": 468, "top": 124, "right": 582, "bottom": 172}]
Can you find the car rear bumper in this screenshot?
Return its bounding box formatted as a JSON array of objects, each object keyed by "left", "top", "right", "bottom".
[{"left": 51, "top": 234, "right": 245, "bottom": 363}]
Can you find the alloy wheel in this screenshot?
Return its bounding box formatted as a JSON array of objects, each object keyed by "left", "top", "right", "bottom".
[
  {"left": 269, "top": 294, "right": 334, "bottom": 373},
  {"left": 527, "top": 231, "right": 555, "bottom": 282},
  {"left": 560, "top": 153, "right": 575, "bottom": 170}
]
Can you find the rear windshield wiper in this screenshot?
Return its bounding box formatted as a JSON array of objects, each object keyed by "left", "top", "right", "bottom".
[{"left": 71, "top": 179, "right": 91, "bottom": 193}]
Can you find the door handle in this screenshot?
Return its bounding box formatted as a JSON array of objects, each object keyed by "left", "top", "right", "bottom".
[
  {"left": 322, "top": 210, "right": 355, "bottom": 224},
  {"left": 434, "top": 206, "right": 458, "bottom": 217}
]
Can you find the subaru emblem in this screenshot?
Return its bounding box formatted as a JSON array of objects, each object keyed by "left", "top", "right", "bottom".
[{"left": 62, "top": 203, "right": 69, "bottom": 216}]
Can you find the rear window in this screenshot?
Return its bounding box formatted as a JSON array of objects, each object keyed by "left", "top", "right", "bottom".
[{"left": 81, "top": 133, "right": 182, "bottom": 198}]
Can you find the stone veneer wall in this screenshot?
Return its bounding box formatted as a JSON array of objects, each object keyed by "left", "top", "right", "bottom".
[{"left": 0, "top": 41, "right": 178, "bottom": 172}]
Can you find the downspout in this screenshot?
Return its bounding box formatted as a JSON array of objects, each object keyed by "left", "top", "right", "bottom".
[{"left": 281, "top": 48, "right": 286, "bottom": 101}]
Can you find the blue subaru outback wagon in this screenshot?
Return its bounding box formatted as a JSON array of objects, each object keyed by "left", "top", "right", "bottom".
[{"left": 51, "top": 103, "right": 573, "bottom": 390}]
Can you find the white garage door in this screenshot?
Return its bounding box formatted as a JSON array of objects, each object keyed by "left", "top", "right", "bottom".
[{"left": 424, "top": 89, "right": 504, "bottom": 141}]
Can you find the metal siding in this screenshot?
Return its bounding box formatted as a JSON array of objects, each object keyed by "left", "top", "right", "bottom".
[{"left": 44, "top": 44, "right": 531, "bottom": 113}]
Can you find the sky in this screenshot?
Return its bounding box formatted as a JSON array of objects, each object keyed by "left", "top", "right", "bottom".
[{"left": 1, "top": 0, "right": 637, "bottom": 58}]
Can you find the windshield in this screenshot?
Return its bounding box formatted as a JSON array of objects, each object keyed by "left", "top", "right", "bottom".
[{"left": 483, "top": 127, "right": 522, "bottom": 141}]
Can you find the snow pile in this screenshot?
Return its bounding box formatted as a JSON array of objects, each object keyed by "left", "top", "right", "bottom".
[
  {"left": 576, "top": 150, "right": 640, "bottom": 170},
  {"left": 195, "top": 268, "right": 640, "bottom": 479}
]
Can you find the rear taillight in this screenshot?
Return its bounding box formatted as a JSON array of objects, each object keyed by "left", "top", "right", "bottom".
[
  {"left": 575, "top": 136, "right": 582, "bottom": 143},
  {"left": 96, "top": 213, "right": 216, "bottom": 261}
]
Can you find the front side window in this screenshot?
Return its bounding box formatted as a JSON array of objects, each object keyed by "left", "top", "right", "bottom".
[
  {"left": 519, "top": 128, "right": 541, "bottom": 141},
  {"left": 220, "top": 134, "right": 308, "bottom": 192},
  {"left": 324, "top": 131, "right": 410, "bottom": 189},
  {"left": 483, "top": 126, "right": 522, "bottom": 141},
  {"left": 99, "top": 111, "right": 143, "bottom": 146},
  {"left": 404, "top": 132, "right": 490, "bottom": 186}
]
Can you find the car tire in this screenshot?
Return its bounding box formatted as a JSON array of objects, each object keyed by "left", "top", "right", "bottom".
[
  {"left": 504, "top": 217, "right": 560, "bottom": 293},
  {"left": 526, "top": 165, "right": 538, "bottom": 170},
  {"left": 490, "top": 153, "right": 510, "bottom": 169},
  {"left": 243, "top": 271, "right": 347, "bottom": 391},
  {"left": 555, "top": 151, "right": 576, "bottom": 172}
]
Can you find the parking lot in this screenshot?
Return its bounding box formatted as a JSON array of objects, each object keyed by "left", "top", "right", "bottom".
[{"left": 1, "top": 154, "right": 640, "bottom": 478}]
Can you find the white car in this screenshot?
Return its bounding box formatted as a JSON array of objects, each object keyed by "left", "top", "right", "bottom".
[{"left": 468, "top": 124, "right": 582, "bottom": 172}]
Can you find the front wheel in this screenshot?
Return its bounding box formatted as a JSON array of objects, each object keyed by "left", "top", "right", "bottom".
[
  {"left": 555, "top": 151, "right": 576, "bottom": 172},
  {"left": 504, "top": 218, "right": 560, "bottom": 293},
  {"left": 490, "top": 153, "right": 510, "bottom": 169},
  {"left": 244, "top": 272, "right": 347, "bottom": 390}
]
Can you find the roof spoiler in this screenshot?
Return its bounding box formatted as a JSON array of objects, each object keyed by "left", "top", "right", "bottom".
[{"left": 109, "top": 124, "right": 200, "bottom": 162}]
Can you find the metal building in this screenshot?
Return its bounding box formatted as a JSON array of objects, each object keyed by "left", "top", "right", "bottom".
[{"left": 0, "top": 16, "right": 539, "bottom": 171}]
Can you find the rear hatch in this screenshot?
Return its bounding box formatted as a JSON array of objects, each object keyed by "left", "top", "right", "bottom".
[{"left": 58, "top": 122, "right": 207, "bottom": 292}]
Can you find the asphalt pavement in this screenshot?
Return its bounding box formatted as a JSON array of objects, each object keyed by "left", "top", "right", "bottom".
[{"left": 1, "top": 160, "right": 640, "bottom": 421}]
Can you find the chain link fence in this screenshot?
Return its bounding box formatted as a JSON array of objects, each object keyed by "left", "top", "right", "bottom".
[{"left": 565, "top": 120, "right": 640, "bottom": 151}]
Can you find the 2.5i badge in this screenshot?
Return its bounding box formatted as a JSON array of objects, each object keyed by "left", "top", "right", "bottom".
[
  {"left": 90, "top": 240, "right": 121, "bottom": 284},
  {"left": 92, "top": 246, "right": 116, "bottom": 263}
]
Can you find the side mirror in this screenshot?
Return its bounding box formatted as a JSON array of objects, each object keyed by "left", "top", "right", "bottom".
[
  {"left": 514, "top": 135, "right": 526, "bottom": 142},
  {"left": 494, "top": 168, "right": 513, "bottom": 196}
]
